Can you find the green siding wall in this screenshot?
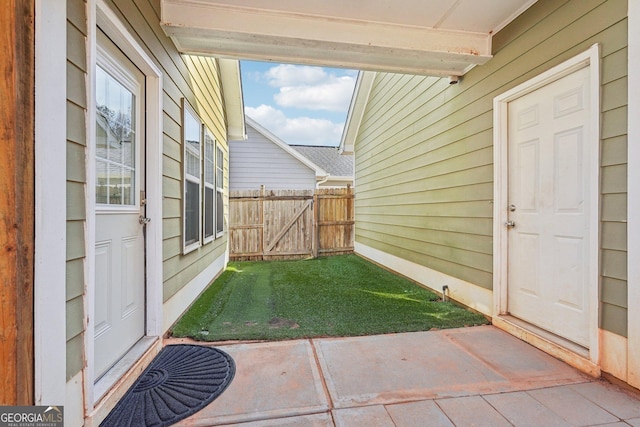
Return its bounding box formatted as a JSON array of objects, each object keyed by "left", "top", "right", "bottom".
[
  {"left": 97, "top": 0, "right": 230, "bottom": 300},
  {"left": 66, "top": 0, "right": 87, "bottom": 381},
  {"left": 63, "top": 0, "right": 232, "bottom": 381},
  {"left": 354, "top": 0, "right": 628, "bottom": 335}
]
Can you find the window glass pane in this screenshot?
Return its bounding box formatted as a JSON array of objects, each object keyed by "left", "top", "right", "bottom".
[
  {"left": 96, "top": 119, "right": 108, "bottom": 160},
  {"left": 186, "top": 148, "right": 200, "bottom": 177},
  {"left": 122, "top": 135, "right": 134, "bottom": 169},
  {"left": 216, "top": 146, "right": 223, "bottom": 186},
  {"left": 183, "top": 102, "right": 202, "bottom": 249},
  {"left": 184, "top": 107, "right": 200, "bottom": 177},
  {"left": 96, "top": 160, "right": 108, "bottom": 204},
  {"left": 185, "top": 180, "right": 200, "bottom": 246},
  {"left": 204, "top": 187, "right": 214, "bottom": 239},
  {"left": 122, "top": 168, "right": 134, "bottom": 205},
  {"left": 108, "top": 163, "right": 123, "bottom": 205},
  {"left": 205, "top": 131, "right": 214, "bottom": 185},
  {"left": 216, "top": 189, "right": 224, "bottom": 234},
  {"left": 96, "top": 65, "right": 137, "bottom": 206}
]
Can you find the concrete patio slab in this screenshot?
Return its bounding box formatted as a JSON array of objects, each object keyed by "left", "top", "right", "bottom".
[
  {"left": 483, "top": 391, "right": 571, "bottom": 426},
  {"left": 527, "top": 385, "right": 620, "bottom": 426},
  {"left": 332, "top": 405, "right": 395, "bottom": 427},
  {"left": 435, "top": 395, "right": 511, "bottom": 427},
  {"left": 177, "top": 340, "right": 329, "bottom": 426},
  {"left": 385, "top": 400, "right": 454, "bottom": 427},
  {"left": 312, "top": 325, "right": 588, "bottom": 408},
  {"left": 217, "top": 413, "right": 334, "bottom": 426},
  {"left": 169, "top": 326, "right": 640, "bottom": 426},
  {"left": 569, "top": 381, "right": 640, "bottom": 419},
  {"left": 442, "top": 326, "right": 584, "bottom": 382}
]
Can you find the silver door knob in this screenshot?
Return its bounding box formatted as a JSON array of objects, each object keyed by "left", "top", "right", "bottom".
[
  {"left": 139, "top": 216, "right": 151, "bottom": 225},
  {"left": 504, "top": 220, "right": 515, "bottom": 228}
]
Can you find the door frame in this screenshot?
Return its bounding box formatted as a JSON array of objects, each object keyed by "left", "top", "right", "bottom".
[
  {"left": 492, "top": 44, "right": 600, "bottom": 365},
  {"left": 85, "top": 0, "right": 163, "bottom": 409}
]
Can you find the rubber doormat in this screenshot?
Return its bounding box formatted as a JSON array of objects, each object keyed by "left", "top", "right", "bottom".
[{"left": 100, "top": 344, "right": 235, "bottom": 427}]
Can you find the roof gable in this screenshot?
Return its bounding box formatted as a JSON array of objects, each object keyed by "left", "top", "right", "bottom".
[
  {"left": 245, "top": 117, "right": 328, "bottom": 178},
  {"left": 290, "top": 145, "right": 353, "bottom": 178}
]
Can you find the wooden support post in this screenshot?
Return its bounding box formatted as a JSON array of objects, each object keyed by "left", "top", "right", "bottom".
[
  {"left": 0, "top": 0, "right": 36, "bottom": 405},
  {"left": 260, "top": 185, "right": 265, "bottom": 259},
  {"left": 313, "top": 191, "right": 319, "bottom": 258}
]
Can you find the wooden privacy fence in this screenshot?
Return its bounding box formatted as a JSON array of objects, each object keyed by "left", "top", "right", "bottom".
[{"left": 229, "top": 187, "right": 354, "bottom": 260}]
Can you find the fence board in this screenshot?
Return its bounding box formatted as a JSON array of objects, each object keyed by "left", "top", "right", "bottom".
[{"left": 229, "top": 187, "right": 354, "bottom": 260}]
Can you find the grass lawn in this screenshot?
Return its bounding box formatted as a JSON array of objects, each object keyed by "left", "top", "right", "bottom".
[{"left": 171, "top": 254, "right": 489, "bottom": 341}]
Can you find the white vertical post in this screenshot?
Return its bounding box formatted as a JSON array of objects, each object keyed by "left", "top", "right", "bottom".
[{"left": 34, "top": 0, "right": 67, "bottom": 405}]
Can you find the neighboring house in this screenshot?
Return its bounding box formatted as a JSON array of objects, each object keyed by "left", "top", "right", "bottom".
[
  {"left": 290, "top": 145, "right": 354, "bottom": 188},
  {"left": 341, "top": 0, "right": 639, "bottom": 391},
  {"left": 230, "top": 117, "right": 329, "bottom": 191}
]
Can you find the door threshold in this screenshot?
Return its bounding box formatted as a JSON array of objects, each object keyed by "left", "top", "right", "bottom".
[
  {"left": 89, "top": 336, "right": 161, "bottom": 426},
  {"left": 493, "top": 315, "right": 600, "bottom": 377}
]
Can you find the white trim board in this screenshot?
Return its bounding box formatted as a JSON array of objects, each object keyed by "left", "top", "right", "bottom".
[
  {"left": 163, "top": 252, "right": 227, "bottom": 333},
  {"left": 86, "top": 0, "right": 164, "bottom": 410},
  {"left": 355, "top": 242, "right": 493, "bottom": 316},
  {"left": 492, "top": 44, "right": 601, "bottom": 365},
  {"left": 34, "top": 0, "right": 67, "bottom": 406},
  {"left": 339, "top": 71, "right": 376, "bottom": 154},
  {"left": 627, "top": 0, "right": 640, "bottom": 390}
]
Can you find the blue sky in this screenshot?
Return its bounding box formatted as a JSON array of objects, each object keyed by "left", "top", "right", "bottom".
[{"left": 240, "top": 61, "right": 358, "bottom": 147}]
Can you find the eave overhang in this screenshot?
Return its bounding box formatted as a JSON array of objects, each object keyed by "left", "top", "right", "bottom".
[{"left": 160, "top": 0, "right": 537, "bottom": 76}]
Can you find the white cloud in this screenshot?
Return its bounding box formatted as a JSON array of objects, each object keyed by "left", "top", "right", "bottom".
[
  {"left": 263, "top": 64, "right": 357, "bottom": 112},
  {"left": 265, "top": 64, "right": 329, "bottom": 86},
  {"left": 246, "top": 105, "right": 344, "bottom": 147}
]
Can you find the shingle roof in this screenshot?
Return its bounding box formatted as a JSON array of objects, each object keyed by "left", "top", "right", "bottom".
[{"left": 290, "top": 145, "right": 354, "bottom": 177}]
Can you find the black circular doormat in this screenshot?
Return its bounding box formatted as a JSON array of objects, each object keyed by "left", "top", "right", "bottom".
[{"left": 100, "top": 345, "right": 235, "bottom": 427}]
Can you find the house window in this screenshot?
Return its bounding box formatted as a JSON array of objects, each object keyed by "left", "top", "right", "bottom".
[
  {"left": 215, "top": 144, "right": 225, "bottom": 236},
  {"left": 203, "top": 128, "right": 215, "bottom": 243},
  {"left": 95, "top": 65, "right": 137, "bottom": 207},
  {"left": 183, "top": 100, "right": 202, "bottom": 253}
]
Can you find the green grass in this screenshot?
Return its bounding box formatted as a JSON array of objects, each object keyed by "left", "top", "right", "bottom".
[{"left": 171, "top": 254, "right": 489, "bottom": 341}]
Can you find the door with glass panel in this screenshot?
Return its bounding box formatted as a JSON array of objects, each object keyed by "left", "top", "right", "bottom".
[{"left": 94, "top": 30, "right": 146, "bottom": 380}]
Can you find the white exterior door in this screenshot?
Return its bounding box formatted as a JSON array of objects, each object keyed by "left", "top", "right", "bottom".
[
  {"left": 506, "top": 66, "right": 591, "bottom": 348},
  {"left": 94, "top": 30, "right": 146, "bottom": 379}
]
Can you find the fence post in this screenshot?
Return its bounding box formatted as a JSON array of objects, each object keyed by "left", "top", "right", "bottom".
[
  {"left": 260, "top": 185, "right": 265, "bottom": 259},
  {"left": 313, "top": 190, "right": 319, "bottom": 258}
]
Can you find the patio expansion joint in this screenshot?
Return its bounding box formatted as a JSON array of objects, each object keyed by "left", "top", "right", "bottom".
[{"left": 309, "top": 338, "right": 336, "bottom": 411}]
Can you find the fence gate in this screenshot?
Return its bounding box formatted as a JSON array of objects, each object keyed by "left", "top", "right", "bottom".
[{"left": 229, "top": 187, "right": 354, "bottom": 261}]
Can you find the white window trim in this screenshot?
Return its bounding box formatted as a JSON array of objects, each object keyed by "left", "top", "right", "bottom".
[
  {"left": 182, "top": 99, "right": 203, "bottom": 253},
  {"left": 95, "top": 42, "right": 143, "bottom": 213},
  {"left": 492, "top": 44, "right": 600, "bottom": 365},
  {"left": 203, "top": 127, "right": 216, "bottom": 244},
  {"left": 215, "top": 143, "right": 225, "bottom": 238},
  {"left": 86, "top": 0, "right": 164, "bottom": 411}
]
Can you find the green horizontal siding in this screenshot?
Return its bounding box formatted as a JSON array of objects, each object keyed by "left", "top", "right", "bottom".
[
  {"left": 105, "top": 0, "right": 231, "bottom": 303},
  {"left": 66, "top": 0, "right": 87, "bottom": 381},
  {"left": 354, "top": 0, "right": 628, "bottom": 331},
  {"left": 63, "top": 0, "right": 235, "bottom": 381}
]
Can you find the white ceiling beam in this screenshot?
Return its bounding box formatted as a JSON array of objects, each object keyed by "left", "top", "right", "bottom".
[{"left": 161, "top": 0, "right": 493, "bottom": 76}]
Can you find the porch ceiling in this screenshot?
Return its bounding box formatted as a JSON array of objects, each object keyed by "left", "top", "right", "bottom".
[{"left": 161, "top": 0, "right": 537, "bottom": 76}]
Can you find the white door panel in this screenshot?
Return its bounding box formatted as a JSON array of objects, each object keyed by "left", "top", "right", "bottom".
[
  {"left": 94, "top": 30, "right": 146, "bottom": 379},
  {"left": 507, "top": 66, "right": 591, "bottom": 347}
]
